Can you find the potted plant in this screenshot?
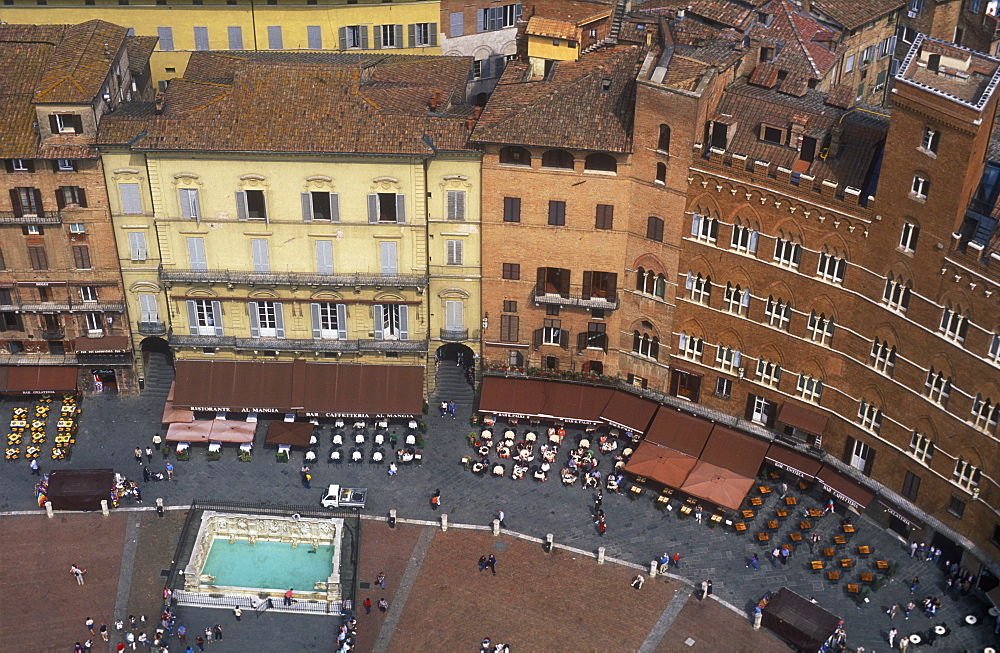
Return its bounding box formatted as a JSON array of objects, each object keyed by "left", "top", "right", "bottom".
[
  {"left": 276, "top": 450, "right": 289, "bottom": 463},
  {"left": 238, "top": 450, "right": 253, "bottom": 462},
  {"left": 176, "top": 448, "right": 190, "bottom": 461},
  {"left": 418, "top": 420, "right": 428, "bottom": 434},
  {"left": 206, "top": 450, "right": 221, "bottom": 462}
]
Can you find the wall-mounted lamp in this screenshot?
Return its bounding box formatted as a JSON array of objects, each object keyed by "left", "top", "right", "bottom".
[{"left": 482, "top": 312, "right": 489, "bottom": 331}]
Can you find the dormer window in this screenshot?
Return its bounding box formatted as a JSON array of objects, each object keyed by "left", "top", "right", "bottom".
[
  {"left": 601, "top": 78, "right": 612, "bottom": 92},
  {"left": 11, "top": 159, "right": 30, "bottom": 172},
  {"left": 56, "top": 159, "right": 75, "bottom": 171},
  {"left": 761, "top": 125, "right": 783, "bottom": 144},
  {"left": 50, "top": 113, "right": 83, "bottom": 135}
]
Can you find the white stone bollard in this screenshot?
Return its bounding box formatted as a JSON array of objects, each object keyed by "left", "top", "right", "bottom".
[
  {"left": 649, "top": 560, "right": 658, "bottom": 577},
  {"left": 101, "top": 499, "right": 109, "bottom": 516},
  {"left": 45, "top": 501, "right": 54, "bottom": 518},
  {"left": 597, "top": 546, "right": 606, "bottom": 564},
  {"left": 492, "top": 518, "right": 500, "bottom": 536},
  {"left": 441, "top": 513, "right": 448, "bottom": 531},
  {"left": 544, "top": 533, "right": 554, "bottom": 553},
  {"left": 753, "top": 610, "right": 762, "bottom": 630}
]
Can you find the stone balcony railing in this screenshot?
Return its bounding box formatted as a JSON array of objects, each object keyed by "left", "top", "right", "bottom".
[
  {"left": 169, "top": 333, "right": 428, "bottom": 353},
  {"left": 439, "top": 328, "right": 469, "bottom": 342},
  {"left": 531, "top": 288, "right": 620, "bottom": 310},
  {"left": 0, "top": 210, "right": 63, "bottom": 225},
  {"left": 159, "top": 267, "right": 428, "bottom": 289}
]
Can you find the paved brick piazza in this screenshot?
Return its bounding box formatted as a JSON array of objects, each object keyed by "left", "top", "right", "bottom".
[{"left": 0, "top": 361, "right": 997, "bottom": 651}]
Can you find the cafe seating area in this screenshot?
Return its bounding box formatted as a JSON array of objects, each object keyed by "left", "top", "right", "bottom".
[
  {"left": 5, "top": 394, "right": 79, "bottom": 462},
  {"left": 324, "top": 419, "right": 424, "bottom": 469}
]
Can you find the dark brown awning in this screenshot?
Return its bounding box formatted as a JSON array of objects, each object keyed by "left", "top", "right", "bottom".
[
  {"left": 173, "top": 360, "right": 424, "bottom": 417},
  {"left": 74, "top": 336, "right": 130, "bottom": 353},
  {"left": 765, "top": 443, "right": 822, "bottom": 478},
  {"left": 265, "top": 421, "right": 315, "bottom": 447},
  {"left": 600, "top": 391, "right": 659, "bottom": 433},
  {"left": 479, "top": 377, "right": 614, "bottom": 424},
  {"left": 0, "top": 365, "right": 78, "bottom": 394},
  {"left": 642, "top": 408, "right": 713, "bottom": 458},
  {"left": 698, "top": 425, "right": 769, "bottom": 479},
  {"left": 777, "top": 402, "right": 829, "bottom": 435},
  {"left": 624, "top": 440, "right": 697, "bottom": 488},
  {"left": 817, "top": 465, "right": 875, "bottom": 509}
]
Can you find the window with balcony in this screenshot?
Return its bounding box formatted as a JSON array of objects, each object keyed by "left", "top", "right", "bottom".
[
  {"left": 583, "top": 271, "right": 617, "bottom": 300},
  {"left": 646, "top": 216, "right": 664, "bottom": 241},
  {"left": 84, "top": 312, "right": 102, "bottom": 334},
  {"left": 678, "top": 333, "right": 704, "bottom": 361},
  {"left": 882, "top": 276, "right": 911, "bottom": 312},
  {"left": 924, "top": 368, "right": 952, "bottom": 405},
  {"left": 536, "top": 267, "right": 570, "bottom": 297},
  {"left": 11, "top": 187, "right": 43, "bottom": 217},
  {"left": 636, "top": 268, "right": 666, "bottom": 298},
  {"left": 731, "top": 225, "right": 759, "bottom": 254},
  {"left": 796, "top": 374, "right": 823, "bottom": 402},
  {"left": 773, "top": 237, "right": 801, "bottom": 268},
  {"left": 715, "top": 345, "right": 741, "bottom": 373},
  {"left": 970, "top": 394, "right": 999, "bottom": 434},
  {"left": 953, "top": 458, "right": 981, "bottom": 490},
  {"left": 632, "top": 330, "right": 659, "bottom": 359},
  {"left": 816, "top": 252, "right": 846, "bottom": 283},
  {"left": 764, "top": 296, "right": 791, "bottom": 330},
  {"left": 310, "top": 302, "right": 347, "bottom": 340},
  {"left": 939, "top": 307, "right": 968, "bottom": 342},
  {"left": 691, "top": 213, "right": 717, "bottom": 243},
  {"left": 80, "top": 286, "right": 98, "bottom": 302},
  {"left": 908, "top": 431, "right": 934, "bottom": 464},
  {"left": 686, "top": 271, "right": 711, "bottom": 304},
  {"left": 302, "top": 191, "right": 339, "bottom": 222},
  {"left": 756, "top": 359, "right": 781, "bottom": 387},
  {"left": 186, "top": 299, "right": 222, "bottom": 336},
  {"left": 857, "top": 400, "right": 882, "bottom": 432},
  {"left": 870, "top": 338, "right": 896, "bottom": 375},
  {"left": 374, "top": 304, "right": 408, "bottom": 340},
  {"left": 724, "top": 283, "right": 750, "bottom": 315},
  {"left": 248, "top": 301, "right": 284, "bottom": 338}
]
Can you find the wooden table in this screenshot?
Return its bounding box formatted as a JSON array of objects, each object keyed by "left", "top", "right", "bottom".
[
  {"left": 655, "top": 495, "right": 670, "bottom": 506},
  {"left": 822, "top": 547, "right": 835, "bottom": 557},
  {"left": 807, "top": 509, "right": 823, "bottom": 518},
  {"left": 769, "top": 471, "right": 781, "bottom": 480},
  {"left": 842, "top": 524, "right": 856, "bottom": 534},
  {"left": 827, "top": 570, "right": 840, "bottom": 581},
  {"left": 860, "top": 572, "right": 874, "bottom": 583},
  {"left": 750, "top": 497, "right": 763, "bottom": 507},
  {"left": 789, "top": 532, "right": 803, "bottom": 543},
  {"left": 710, "top": 514, "right": 723, "bottom": 524},
  {"left": 758, "top": 485, "right": 772, "bottom": 495},
  {"left": 734, "top": 522, "right": 747, "bottom": 532},
  {"left": 766, "top": 520, "right": 779, "bottom": 530},
  {"left": 741, "top": 509, "right": 755, "bottom": 520},
  {"left": 680, "top": 505, "right": 693, "bottom": 515},
  {"left": 784, "top": 496, "right": 798, "bottom": 506},
  {"left": 857, "top": 545, "right": 871, "bottom": 556},
  {"left": 847, "top": 583, "right": 859, "bottom": 594},
  {"left": 810, "top": 560, "right": 824, "bottom": 571},
  {"left": 876, "top": 560, "right": 890, "bottom": 571},
  {"left": 833, "top": 535, "right": 847, "bottom": 545},
  {"left": 776, "top": 509, "right": 788, "bottom": 518},
  {"left": 799, "top": 521, "right": 812, "bottom": 530},
  {"left": 840, "top": 558, "right": 854, "bottom": 568},
  {"left": 757, "top": 532, "right": 770, "bottom": 542}
]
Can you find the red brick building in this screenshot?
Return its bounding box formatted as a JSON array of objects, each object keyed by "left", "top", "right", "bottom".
[{"left": 0, "top": 21, "right": 152, "bottom": 394}]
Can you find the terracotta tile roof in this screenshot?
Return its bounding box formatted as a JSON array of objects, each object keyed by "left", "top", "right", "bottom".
[
  {"left": 749, "top": 0, "right": 842, "bottom": 79},
  {"left": 119, "top": 52, "right": 475, "bottom": 155},
  {"left": 712, "top": 77, "right": 889, "bottom": 190},
  {"left": 896, "top": 34, "right": 1000, "bottom": 110},
  {"left": 525, "top": 0, "right": 615, "bottom": 23},
  {"left": 125, "top": 35, "right": 159, "bottom": 74},
  {"left": 824, "top": 83, "right": 854, "bottom": 109},
  {"left": 526, "top": 16, "right": 582, "bottom": 40},
  {"left": 32, "top": 20, "right": 128, "bottom": 104},
  {"left": 470, "top": 47, "right": 642, "bottom": 152},
  {"left": 809, "top": 0, "right": 904, "bottom": 30},
  {"left": 95, "top": 102, "right": 157, "bottom": 146},
  {"left": 0, "top": 41, "right": 51, "bottom": 158}
]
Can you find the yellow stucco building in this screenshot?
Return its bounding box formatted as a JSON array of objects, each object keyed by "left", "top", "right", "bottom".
[
  {"left": 98, "top": 50, "right": 481, "bottom": 398},
  {"left": 3, "top": 0, "right": 443, "bottom": 85}
]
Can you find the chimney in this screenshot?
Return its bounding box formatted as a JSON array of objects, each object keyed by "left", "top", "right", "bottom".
[
  {"left": 828, "top": 123, "right": 843, "bottom": 159},
  {"left": 802, "top": 0, "right": 811, "bottom": 13},
  {"left": 466, "top": 117, "right": 475, "bottom": 130},
  {"left": 473, "top": 106, "right": 482, "bottom": 119},
  {"left": 430, "top": 90, "right": 441, "bottom": 111},
  {"left": 154, "top": 92, "right": 164, "bottom": 115}
]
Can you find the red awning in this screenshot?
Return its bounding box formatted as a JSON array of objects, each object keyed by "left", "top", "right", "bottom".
[
  {"left": 165, "top": 420, "right": 255, "bottom": 443},
  {"left": 777, "top": 402, "right": 829, "bottom": 435},
  {"left": 173, "top": 360, "right": 295, "bottom": 413},
  {"left": 74, "top": 336, "right": 131, "bottom": 353},
  {"left": 600, "top": 391, "right": 659, "bottom": 433},
  {"left": 642, "top": 408, "right": 713, "bottom": 458},
  {"left": 265, "top": 421, "right": 315, "bottom": 446},
  {"left": 679, "top": 461, "right": 757, "bottom": 511},
  {"left": 0, "top": 365, "right": 78, "bottom": 394},
  {"left": 161, "top": 399, "right": 194, "bottom": 424},
  {"left": 765, "top": 443, "right": 822, "bottom": 478},
  {"left": 624, "top": 440, "right": 697, "bottom": 488},
  {"left": 699, "top": 425, "right": 769, "bottom": 479},
  {"left": 816, "top": 465, "right": 875, "bottom": 509},
  {"left": 479, "top": 377, "right": 614, "bottom": 424}
]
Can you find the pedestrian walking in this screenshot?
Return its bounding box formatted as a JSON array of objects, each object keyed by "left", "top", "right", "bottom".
[
  {"left": 30, "top": 458, "right": 40, "bottom": 475},
  {"left": 486, "top": 554, "right": 498, "bottom": 575},
  {"left": 137, "top": 632, "right": 147, "bottom": 648},
  {"left": 594, "top": 489, "right": 603, "bottom": 513},
  {"left": 303, "top": 471, "right": 312, "bottom": 489},
  {"left": 70, "top": 564, "right": 86, "bottom": 585},
  {"left": 284, "top": 588, "right": 294, "bottom": 606},
  {"left": 887, "top": 602, "right": 900, "bottom": 619},
  {"left": 145, "top": 446, "right": 153, "bottom": 462},
  {"left": 364, "top": 598, "right": 372, "bottom": 614},
  {"left": 83, "top": 639, "right": 92, "bottom": 653},
  {"left": 152, "top": 433, "right": 162, "bottom": 450},
  {"left": 933, "top": 547, "right": 942, "bottom": 563},
  {"left": 748, "top": 553, "right": 759, "bottom": 571},
  {"left": 100, "top": 623, "right": 109, "bottom": 642},
  {"left": 778, "top": 482, "right": 788, "bottom": 499},
  {"left": 780, "top": 547, "right": 790, "bottom": 565},
  {"left": 142, "top": 466, "right": 150, "bottom": 483},
  {"left": 439, "top": 401, "right": 448, "bottom": 417},
  {"left": 694, "top": 505, "right": 703, "bottom": 523},
  {"left": 430, "top": 489, "right": 441, "bottom": 510},
  {"left": 213, "top": 625, "right": 222, "bottom": 641},
  {"left": 771, "top": 547, "right": 781, "bottom": 567},
  {"left": 232, "top": 607, "right": 241, "bottom": 621},
  {"left": 165, "top": 462, "right": 174, "bottom": 480},
  {"left": 597, "top": 518, "right": 606, "bottom": 536},
  {"left": 706, "top": 579, "right": 713, "bottom": 597},
  {"left": 195, "top": 636, "right": 205, "bottom": 652},
  {"left": 377, "top": 572, "right": 386, "bottom": 589},
  {"left": 631, "top": 574, "right": 644, "bottom": 589},
  {"left": 909, "top": 576, "right": 919, "bottom": 594},
  {"left": 917, "top": 542, "right": 927, "bottom": 559},
  {"left": 126, "top": 632, "right": 136, "bottom": 650},
  {"left": 909, "top": 541, "right": 918, "bottom": 558},
  {"left": 378, "top": 598, "right": 388, "bottom": 612},
  {"left": 448, "top": 400, "right": 456, "bottom": 418},
  {"left": 134, "top": 447, "right": 143, "bottom": 464},
  {"left": 905, "top": 600, "right": 915, "bottom": 619},
  {"left": 809, "top": 531, "right": 821, "bottom": 552},
  {"left": 699, "top": 580, "right": 709, "bottom": 600},
  {"left": 823, "top": 498, "right": 835, "bottom": 515},
  {"left": 86, "top": 617, "right": 95, "bottom": 635},
  {"left": 495, "top": 508, "right": 506, "bottom": 528},
  {"left": 176, "top": 625, "right": 186, "bottom": 644},
  {"left": 478, "top": 555, "right": 488, "bottom": 572},
  {"left": 672, "top": 552, "right": 681, "bottom": 569}
]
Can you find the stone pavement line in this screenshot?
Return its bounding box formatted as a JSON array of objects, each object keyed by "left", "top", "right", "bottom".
[
  {"left": 113, "top": 511, "right": 142, "bottom": 622},
  {"left": 373, "top": 525, "right": 436, "bottom": 652},
  {"left": 637, "top": 585, "right": 693, "bottom": 653}
]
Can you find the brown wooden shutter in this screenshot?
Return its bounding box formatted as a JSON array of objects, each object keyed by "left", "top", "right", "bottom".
[
  {"left": 56, "top": 187, "right": 66, "bottom": 209},
  {"left": 559, "top": 269, "right": 570, "bottom": 298},
  {"left": 535, "top": 267, "right": 545, "bottom": 294},
  {"left": 9, "top": 189, "right": 20, "bottom": 217},
  {"left": 607, "top": 273, "right": 617, "bottom": 296},
  {"left": 71, "top": 115, "right": 84, "bottom": 133},
  {"left": 77, "top": 188, "right": 87, "bottom": 207},
  {"left": 532, "top": 328, "right": 542, "bottom": 349},
  {"left": 559, "top": 328, "right": 569, "bottom": 349},
  {"left": 863, "top": 448, "right": 876, "bottom": 476},
  {"left": 744, "top": 394, "right": 756, "bottom": 421},
  {"left": 582, "top": 271, "right": 592, "bottom": 299},
  {"left": 842, "top": 436, "right": 856, "bottom": 465},
  {"left": 48, "top": 115, "right": 60, "bottom": 135}
]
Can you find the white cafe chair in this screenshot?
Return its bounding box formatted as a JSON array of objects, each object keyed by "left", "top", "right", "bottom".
[
  {"left": 405, "top": 434, "right": 416, "bottom": 446},
  {"left": 332, "top": 433, "right": 343, "bottom": 446},
  {"left": 374, "top": 433, "right": 385, "bottom": 446},
  {"left": 355, "top": 433, "right": 365, "bottom": 445},
  {"left": 330, "top": 450, "right": 342, "bottom": 462},
  {"left": 351, "top": 450, "right": 362, "bottom": 463}
]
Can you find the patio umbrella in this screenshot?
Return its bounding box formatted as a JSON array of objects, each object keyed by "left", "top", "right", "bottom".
[
  {"left": 679, "top": 461, "right": 755, "bottom": 511},
  {"left": 624, "top": 441, "right": 697, "bottom": 488}
]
